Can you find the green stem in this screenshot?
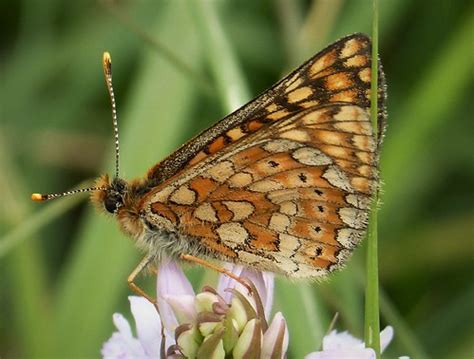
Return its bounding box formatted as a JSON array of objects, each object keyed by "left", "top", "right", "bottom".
[
  {"left": 364, "top": 0, "right": 381, "bottom": 356},
  {"left": 191, "top": 1, "right": 251, "bottom": 112}
]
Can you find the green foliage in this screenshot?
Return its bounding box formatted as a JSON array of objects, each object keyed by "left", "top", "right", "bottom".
[{"left": 1, "top": 1, "right": 472, "bottom": 358}]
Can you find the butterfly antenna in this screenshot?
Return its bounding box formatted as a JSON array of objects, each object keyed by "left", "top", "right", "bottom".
[
  {"left": 103, "top": 52, "right": 120, "bottom": 179},
  {"left": 31, "top": 186, "right": 107, "bottom": 202}
]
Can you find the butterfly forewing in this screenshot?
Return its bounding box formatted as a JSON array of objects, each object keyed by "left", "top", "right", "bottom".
[
  {"left": 146, "top": 33, "right": 385, "bottom": 186},
  {"left": 141, "top": 34, "right": 384, "bottom": 277}
]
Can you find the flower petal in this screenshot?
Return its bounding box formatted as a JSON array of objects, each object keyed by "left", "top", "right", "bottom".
[
  {"left": 101, "top": 313, "right": 147, "bottom": 358},
  {"left": 216, "top": 264, "right": 274, "bottom": 318},
  {"left": 232, "top": 319, "right": 262, "bottom": 359},
  {"left": 261, "top": 312, "right": 289, "bottom": 359},
  {"left": 163, "top": 294, "right": 197, "bottom": 326},
  {"left": 216, "top": 264, "right": 243, "bottom": 303},
  {"left": 156, "top": 260, "right": 195, "bottom": 332},
  {"left": 305, "top": 348, "right": 376, "bottom": 359},
  {"left": 129, "top": 296, "right": 162, "bottom": 358},
  {"left": 380, "top": 326, "right": 394, "bottom": 353},
  {"left": 322, "top": 329, "right": 364, "bottom": 350}
]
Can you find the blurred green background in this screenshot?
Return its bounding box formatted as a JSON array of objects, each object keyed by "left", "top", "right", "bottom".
[{"left": 1, "top": 1, "right": 473, "bottom": 358}]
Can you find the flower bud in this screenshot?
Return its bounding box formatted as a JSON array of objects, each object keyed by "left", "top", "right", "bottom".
[{"left": 232, "top": 318, "right": 262, "bottom": 359}]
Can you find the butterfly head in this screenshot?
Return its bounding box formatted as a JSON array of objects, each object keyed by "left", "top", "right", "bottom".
[{"left": 91, "top": 175, "right": 128, "bottom": 214}]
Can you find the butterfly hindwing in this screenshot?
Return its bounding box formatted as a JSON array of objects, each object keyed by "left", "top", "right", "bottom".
[{"left": 143, "top": 102, "right": 377, "bottom": 277}]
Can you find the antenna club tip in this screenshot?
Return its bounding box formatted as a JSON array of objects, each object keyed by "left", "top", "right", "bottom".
[
  {"left": 31, "top": 193, "right": 47, "bottom": 202},
  {"left": 103, "top": 52, "right": 112, "bottom": 74}
]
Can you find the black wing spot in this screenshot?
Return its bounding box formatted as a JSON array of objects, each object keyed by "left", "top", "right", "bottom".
[
  {"left": 315, "top": 189, "right": 323, "bottom": 196},
  {"left": 298, "top": 173, "right": 307, "bottom": 183},
  {"left": 317, "top": 205, "right": 324, "bottom": 213},
  {"left": 314, "top": 226, "right": 322, "bottom": 233},
  {"left": 268, "top": 160, "right": 279, "bottom": 168},
  {"left": 316, "top": 247, "right": 323, "bottom": 256}
]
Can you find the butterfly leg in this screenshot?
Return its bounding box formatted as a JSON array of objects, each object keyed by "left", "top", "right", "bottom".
[
  {"left": 180, "top": 253, "right": 253, "bottom": 294},
  {"left": 127, "top": 254, "right": 156, "bottom": 304}
]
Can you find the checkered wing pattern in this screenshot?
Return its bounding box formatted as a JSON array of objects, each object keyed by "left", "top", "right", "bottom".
[{"left": 141, "top": 34, "right": 385, "bottom": 277}]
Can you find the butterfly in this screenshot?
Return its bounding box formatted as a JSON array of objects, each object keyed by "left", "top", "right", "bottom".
[{"left": 33, "top": 33, "right": 385, "bottom": 299}]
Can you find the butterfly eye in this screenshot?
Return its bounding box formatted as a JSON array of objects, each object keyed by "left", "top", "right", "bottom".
[{"left": 104, "top": 193, "right": 123, "bottom": 214}]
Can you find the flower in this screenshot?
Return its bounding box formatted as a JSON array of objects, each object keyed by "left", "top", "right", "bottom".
[
  {"left": 102, "top": 260, "right": 288, "bottom": 358},
  {"left": 305, "top": 326, "right": 399, "bottom": 359}
]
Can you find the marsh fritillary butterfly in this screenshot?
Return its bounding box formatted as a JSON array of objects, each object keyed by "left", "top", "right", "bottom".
[{"left": 33, "top": 33, "right": 385, "bottom": 298}]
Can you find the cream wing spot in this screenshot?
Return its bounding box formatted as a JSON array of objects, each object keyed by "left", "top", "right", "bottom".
[
  {"left": 151, "top": 186, "right": 175, "bottom": 203},
  {"left": 278, "top": 233, "right": 302, "bottom": 253},
  {"left": 279, "top": 201, "right": 297, "bottom": 215},
  {"left": 228, "top": 172, "right": 253, "bottom": 188},
  {"left": 334, "top": 121, "right": 373, "bottom": 135},
  {"left": 325, "top": 73, "right": 353, "bottom": 91},
  {"left": 345, "top": 194, "right": 371, "bottom": 209},
  {"left": 292, "top": 147, "right": 333, "bottom": 166},
  {"left": 301, "top": 109, "right": 326, "bottom": 125},
  {"left": 341, "top": 38, "right": 365, "bottom": 58},
  {"left": 222, "top": 201, "right": 255, "bottom": 221},
  {"left": 322, "top": 166, "right": 353, "bottom": 192},
  {"left": 337, "top": 228, "right": 365, "bottom": 248},
  {"left": 170, "top": 185, "right": 196, "bottom": 205},
  {"left": 237, "top": 252, "right": 282, "bottom": 273},
  {"left": 352, "top": 134, "right": 376, "bottom": 152},
  {"left": 194, "top": 203, "right": 218, "bottom": 222},
  {"left": 267, "top": 109, "right": 290, "bottom": 120},
  {"left": 248, "top": 179, "right": 284, "bottom": 192},
  {"left": 263, "top": 139, "right": 303, "bottom": 153},
  {"left": 299, "top": 100, "right": 320, "bottom": 109},
  {"left": 334, "top": 106, "right": 367, "bottom": 122},
  {"left": 314, "top": 130, "right": 347, "bottom": 146},
  {"left": 344, "top": 54, "right": 368, "bottom": 67},
  {"left": 204, "top": 160, "right": 235, "bottom": 182},
  {"left": 265, "top": 103, "right": 279, "bottom": 112},
  {"left": 287, "top": 86, "right": 313, "bottom": 103},
  {"left": 309, "top": 50, "right": 337, "bottom": 78},
  {"left": 269, "top": 213, "right": 291, "bottom": 232},
  {"left": 216, "top": 223, "right": 249, "bottom": 248},
  {"left": 285, "top": 76, "right": 303, "bottom": 93},
  {"left": 227, "top": 127, "right": 245, "bottom": 141},
  {"left": 339, "top": 207, "right": 368, "bottom": 229},
  {"left": 358, "top": 68, "right": 371, "bottom": 82},
  {"left": 279, "top": 129, "right": 311, "bottom": 142}
]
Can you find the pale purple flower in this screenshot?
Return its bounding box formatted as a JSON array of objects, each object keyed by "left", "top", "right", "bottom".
[
  {"left": 305, "top": 326, "right": 399, "bottom": 359},
  {"left": 101, "top": 296, "right": 169, "bottom": 358},
  {"left": 101, "top": 260, "right": 288, "bottom": 358}
]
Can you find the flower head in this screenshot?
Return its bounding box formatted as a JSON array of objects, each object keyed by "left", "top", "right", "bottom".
[{"left": 102, "top": 260, "right": 288, "bottom": 358}]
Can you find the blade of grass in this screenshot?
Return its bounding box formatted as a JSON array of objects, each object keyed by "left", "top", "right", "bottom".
[
  {"left": 296, "top": 0, "right": 344, "bottom": 61},
  {"left": 190, "top": 1, "right": 251, "bottom": 112},
  {"left": 0, "top": 134, "right": 53, "bottom": 357},
  {"left": 0, "top": 182, "right": 89, "bottom": 258},
  {"left": 54, "top": 2, "right": 204, "bottom": 356},
  {"left": 379, "top": 289, "right": 430, "bottom": 359},
  {"left": 275, "top": 280, "right": 329, "bottom": 357},
  {"left": 364, "top": 0, "right": 381, "bottom": 356},
  {"left": 381, "top": 8, "right": 474, "bottom": 213},
  {"left": 101, "top": 0, "right": 214, "bottom": 96}
]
